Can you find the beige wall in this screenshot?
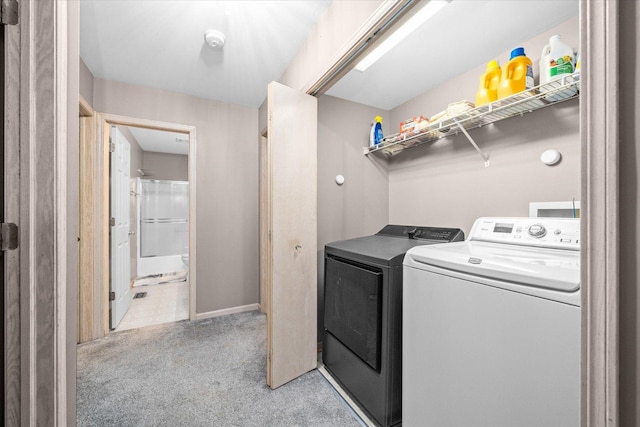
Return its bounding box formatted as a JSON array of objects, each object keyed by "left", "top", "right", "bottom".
[
  {"left": 619, "top": 1, "right": 640, "bottom": 424},
  {"left": 316, "top": 94, "right": 390, "bottom": 338},
  {"left": 387, "top": 17, "right": 580, "bottom": 236},
  {"left": 93, "top": 78, "right": 259, "bottom": 314},
  {"left": 317, "top": 95, "right": 390, "bottom": 247},
  {"left": 127, "top": 129, "right": 144, "bottom": 178},
  {"left": 79, "top": 57, "right": 94, "bottom": 107},
  {"left": 142, "top": 152, "right": 188, "bottom": 182}
]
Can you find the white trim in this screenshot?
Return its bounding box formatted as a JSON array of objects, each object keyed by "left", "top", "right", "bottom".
[
  {"left": 97, "top": 114, "right": 198, "bottom": 326},
  {"left": 195, "top": 304, "right": 259, "bottom": 321}
]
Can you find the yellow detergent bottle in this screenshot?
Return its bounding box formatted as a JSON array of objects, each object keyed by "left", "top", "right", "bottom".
[
  {"left": 497, "top": 47, "right": 534, "bottom": 99},
  {"left": 475, "top": 60, "right": 502, "bottom": 107}
]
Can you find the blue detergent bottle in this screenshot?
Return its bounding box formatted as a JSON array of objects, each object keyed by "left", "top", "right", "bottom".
[{"left": 370, "top": 116, "right": 383, "bottom": 146}]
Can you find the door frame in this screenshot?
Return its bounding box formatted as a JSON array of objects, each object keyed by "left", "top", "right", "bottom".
[
  {"left": 81, "top": 113, "right": 198, "bottom": 337},
  {"left": 579, "top": 0, "right": 619, "bottom": 424},
  {"left": 7, "top": 0, "right": 621, "bottom": 424},
  {"left": 78, "top": 96, "right": 105, "bottom": 342},
  {"left": 303, "top": 0, "right": 618, "bottom": 424},
  {"left": 4, "top": 0, "right": 74, "bottom": 424}
]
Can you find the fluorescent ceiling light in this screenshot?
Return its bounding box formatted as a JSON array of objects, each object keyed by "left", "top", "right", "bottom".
[{"left": 354, "top": 0, "right": 449, "bottom": 72}]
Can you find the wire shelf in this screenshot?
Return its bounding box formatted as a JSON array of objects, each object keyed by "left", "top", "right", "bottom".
[{"left": 364, "top": 73, "right": 580, "bottom": 158}]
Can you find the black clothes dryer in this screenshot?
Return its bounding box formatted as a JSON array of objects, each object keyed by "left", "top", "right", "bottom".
[{"left": 323, "top": 225, "right": 464, "bottom": 427}]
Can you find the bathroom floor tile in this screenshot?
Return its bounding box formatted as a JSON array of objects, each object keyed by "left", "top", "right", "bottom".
[{"left": 114, "top": 280, "right": 189, "bottom": 332}]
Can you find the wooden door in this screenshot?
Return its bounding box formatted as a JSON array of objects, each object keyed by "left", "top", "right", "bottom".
[
  {"left": 265, "top": 81, "right": 318, "bottom": 389},
  {"left": 259, "top": 134, "right": 271, "bottom": 316}
]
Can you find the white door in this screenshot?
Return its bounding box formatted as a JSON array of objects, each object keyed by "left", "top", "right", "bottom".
[
  {"left": 265, "top": 81, "right": 318, "bottom": 389},
  {"left": 110, "top": 126, "right": 131, "bottom": 329}
]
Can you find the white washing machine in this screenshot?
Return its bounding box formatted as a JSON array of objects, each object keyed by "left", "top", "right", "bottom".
[{"left": 402, "top": 217, "right": 580, "bottom": 427}]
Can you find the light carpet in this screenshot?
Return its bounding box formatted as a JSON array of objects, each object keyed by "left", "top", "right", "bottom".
[{"left": 77, "top": 311, "right": 362, "bottom": 427}]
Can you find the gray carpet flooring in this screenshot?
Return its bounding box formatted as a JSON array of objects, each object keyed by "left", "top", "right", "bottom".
[{"left": 77, "top": 311, "right": 362, "bottom": 426}]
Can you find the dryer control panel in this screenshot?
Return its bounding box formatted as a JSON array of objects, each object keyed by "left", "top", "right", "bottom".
[{"left": 469, "top": 217, "right": 580, "bottom": 251}]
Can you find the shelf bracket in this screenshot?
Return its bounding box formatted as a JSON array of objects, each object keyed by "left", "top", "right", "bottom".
[{"left": 452, "top": 118, "right": 490, "bottom": 167}]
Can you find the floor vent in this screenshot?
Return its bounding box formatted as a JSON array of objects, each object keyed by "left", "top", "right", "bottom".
[{"left": 133, "top": 292, "right": 147, "bottom": 299}]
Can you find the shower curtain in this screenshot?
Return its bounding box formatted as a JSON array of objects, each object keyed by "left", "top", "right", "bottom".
[{"left": 137, "top": 179, "right": 189, "bottom": 276}]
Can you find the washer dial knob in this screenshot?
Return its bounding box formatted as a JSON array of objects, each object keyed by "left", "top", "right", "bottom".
[{"left": 528, "top": 224, "right": 547, "bottom": 238}]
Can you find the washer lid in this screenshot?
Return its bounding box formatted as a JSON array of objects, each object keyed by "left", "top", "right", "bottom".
[{"left": 405, "top": 241, "right": 580, "bottom": 292}]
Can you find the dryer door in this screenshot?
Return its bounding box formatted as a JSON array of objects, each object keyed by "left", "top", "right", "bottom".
[{"left": 325, "top": 256, "right": 383, "bottom": 371}]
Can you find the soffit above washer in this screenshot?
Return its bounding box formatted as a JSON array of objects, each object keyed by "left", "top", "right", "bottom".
[{"left": 326, "top": 0, "right": 579, "bottom": 111}]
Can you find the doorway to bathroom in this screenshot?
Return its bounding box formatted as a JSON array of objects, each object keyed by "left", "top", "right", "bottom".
[
  {"left": 77, "top": 112, "right": 197, "bottom": 342},
  {"left": 110, "top": 124, "right": 191, "bottom": 332}
]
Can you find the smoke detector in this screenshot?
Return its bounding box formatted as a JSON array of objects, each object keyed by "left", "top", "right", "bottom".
[{"left": 204, "top": 30, "right": 226, "bottom": 49}]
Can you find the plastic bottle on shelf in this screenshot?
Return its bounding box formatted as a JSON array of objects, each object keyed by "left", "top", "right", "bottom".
[
  {"left": 540, "top": 35, "right": 575, "bottom": 85},
  {"left": 369, "top": 116, "right": 383, "bottom": 147},
  {"left": 539, "top": 35, "right": 577, "bottom": 101},
  {"left": 497, "top": 47, "right": 534, "bottom": 100},
  {"left": 475, "top": 60, "right": 502, "bottom": 107},
  {"left": 574, "top": 51, "right": 581, "bottom": 84}
]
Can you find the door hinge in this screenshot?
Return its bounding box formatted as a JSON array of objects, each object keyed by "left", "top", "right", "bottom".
[
  {"left": 268, "top": 230, "right": 272, "bottom": 241},
  {"left": 109, "top": 142, "right": 116, "bottom": 152},
  {"left": 0, "top": 223, "right": 18, "bottom": 251},
  {"left": 110, "top": 217, "right": 116, "bottom": 226},
  {"left": 1, "top": 0, "right": 19, "bottom": 26},
  {"left": 109, "top": 291, "right": 116, "bottom": 301}
]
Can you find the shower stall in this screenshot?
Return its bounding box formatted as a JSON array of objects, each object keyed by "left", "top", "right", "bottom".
[{"left": 137, "top": 178, "right": 189, "bottom": 277}]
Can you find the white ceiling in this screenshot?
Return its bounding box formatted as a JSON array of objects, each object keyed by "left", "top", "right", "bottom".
[
  {"left": 80, "top": 0, "right": 332, "bottom": 108},
  {"left": 80, "top": 0, "right": 578, "bottom": 114},
  {"left": 326, "top": 0, "right": 579, "bottom": 110},
  {"left": 126, "top": 127, "right": 189, "bottom": 155}
]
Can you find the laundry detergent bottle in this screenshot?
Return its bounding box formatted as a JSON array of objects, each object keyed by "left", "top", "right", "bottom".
[
  {"left": 497, "top": 47, "right": 534, "bottom": 99},
  {"left": 540, "top": 35, "right": 575, "bottom": 85},
  {"left": 539, "top": 35, "right": 577, "bottom": 100},
  {"left": 475, "top": 60, "right": 502, "bottom": 107},
  {"left": 370, "top": 116, "right": 383, "bottom": 147}
]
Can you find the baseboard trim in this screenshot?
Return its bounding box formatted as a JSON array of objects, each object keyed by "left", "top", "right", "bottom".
[{"left": 195, "top": 303, "right": 259, "bottom": 320}]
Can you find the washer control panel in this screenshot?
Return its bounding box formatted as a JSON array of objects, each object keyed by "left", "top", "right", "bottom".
[
  {"left": 528, "top": 224, "right": 547, "bottom": 238},
  {"left": 469, "top": 217, "right": 580, "bottom": 250}
]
